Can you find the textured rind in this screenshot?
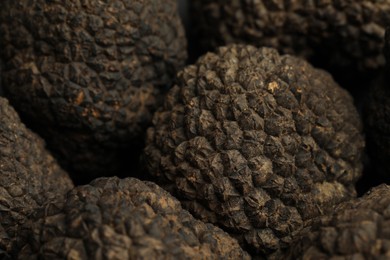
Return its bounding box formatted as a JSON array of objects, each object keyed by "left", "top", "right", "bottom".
[
  {"left": 0, "top": 0, "right": 187, "bottom": 176},
  {"left": 0, "top": 97, "right": 73, "bottom": 257},
  {"left": 282, "top": 184, "right": 390, "bottom": 259},
  {"left": 192, "top": 0, "right": 390, "bottom": 75},
  {"left": 144, "top": 45, "right": 365, "bottom": 256},
  {"left": 18, "top": 177, "right": 250, "bottom": 260}
]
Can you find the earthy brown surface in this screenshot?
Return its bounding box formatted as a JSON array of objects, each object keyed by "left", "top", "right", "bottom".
[
  {"left": 0, "top": 0, "right": 187, "bottom": 177},
  {"left": 0, "top": 97, "right": 73, "bottom": 258},
  {"left": 191, "top": 0, "right": 390, "bottom": 78},
  {"left": 144, "top": 45, "right": 365, "bottom": 256},
  {"left": 282, "top": 184, "right": 390, "bottom": 259},
  {"left": 18, "top": 177, "right": 250, "bottom": 260},
  {"left": 365, "top": 28, "right": 390, "bottom": 179}
]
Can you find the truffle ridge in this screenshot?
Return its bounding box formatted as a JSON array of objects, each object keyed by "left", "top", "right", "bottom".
[
  {"left": 144, "top": 44, "right": 365, "bottom": 255},
  {"left": 0, "top": 0, "right": 187, "bottom": 176},
  {"left": 192, "top": 0, "right": 390, "bottom": 75},
  {"left": 19, "top": 177, "right": 250, "bottom": 260},
  {"left": 283, "top": 184, "right": 390, "bottom": 259},
  {"left": 0, "top": 97, "right": 73, "bottom": 257}
]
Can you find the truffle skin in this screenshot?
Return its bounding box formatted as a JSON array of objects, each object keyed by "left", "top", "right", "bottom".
[
  {"left": 0, "top": 97, "right": 73, "bottom": 257},
  {"left": 365, "top": 28, "right": 390, "bottom": 179},
  {"left": 19, "top": 177, "right": 250, "bottom": 260},
  {"left": 282, "top": 184, "right": 390, "bottom": 259},
  {"left": 0, "top": 0, "right": 187, "bottom": 176},
  {"left": 144, "top": 45, "right": 365, "bottom": 256},
  {"left": 192, "top": 0, "right": 390, "bottom": 75}
]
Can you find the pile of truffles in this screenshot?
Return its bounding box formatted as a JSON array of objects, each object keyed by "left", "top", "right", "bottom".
[{"left": 0, "top": 1, "right": 389, "bottom": 259}]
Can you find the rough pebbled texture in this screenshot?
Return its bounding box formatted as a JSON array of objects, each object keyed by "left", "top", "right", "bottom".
[
  {"left": 144, "top": 45, "right": 365, "bottom": 256},
  {"left": 0, "top": 97, "right": 73, "bottom": 258},
  {"left": 19, "top": 177, "right": 250, "bottom": 260},
  {"left": 282, "top": 184, "right": 390, "bottom": 259},
  {"left": 0, "top": 0, "right": 187, "bottom": 177},
  {"left": 365, "top": 28, "right": 390, "bottom": 179},
  {"left": 192, "top": 0, "right": 390, "bottom": 77}
]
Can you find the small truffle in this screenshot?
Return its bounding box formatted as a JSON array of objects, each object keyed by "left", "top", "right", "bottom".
[
  {"left": 282, "top": 184, "right": 390, "bottom": 259},
  {"left": 0, "top": 0, "right": 187, "bottom": 177},
  {"left": 0, "top": 97, "right": 73, "bottom": 257},
  {"left": 144, "top": 45, "right": 365, "bottom": 256},
  {"left": 19, "top": 177, "right": 250, "bottom": 259},
  {"left": 191, "top": 1, "right": 390, "bottom": 79},
  {"left": 365, "top": 27, "right": 390, "bottom": 179}
]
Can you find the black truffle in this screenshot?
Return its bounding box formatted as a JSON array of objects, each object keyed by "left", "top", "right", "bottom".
[
  {"left": 365, "top": 28, "right": 390, "bottom": 179},
  {"left": 0, "top": 97, "right": 73, "bottom": 257},
  {"left": 282, "top": 184, "right": 390, "bottom": 259},
  {"left": 19, "top": 177, "right": 250, "bottom": 259},
  {"left": 144, "top": 45, "right": 365, "bottom": 256},
  {"left": 0, "top": 0, "right": 187, "bottom": 177},
  {"left": 191, "top": 1, "right": 390, "bottom": 80}
]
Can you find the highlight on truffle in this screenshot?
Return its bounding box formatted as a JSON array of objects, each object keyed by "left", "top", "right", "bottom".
[
  {"left": 18, "top": 177, "right": 250, "bottom": 260},
  {"left": 191, "top": 0, "right": 390, "bottom": 77},
  {"left": 282, "top": 184, "right": 390, "bottom": 259},
  {"left": 144, "top": 44, "right": 365, "bottom": 256},
  {"left": 0, "top": 0, "right": 187, "bottom": 177},
  {"left": 0, "top": 97, "right": 73, "bottom": 258}
]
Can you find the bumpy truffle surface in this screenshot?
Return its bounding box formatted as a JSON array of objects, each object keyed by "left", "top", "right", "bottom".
[
  {"left": 192, "top": 0, "right": 390, "bottom": 76},
  {"left": 19, "top": 177, "right": 250, "bottom": 260},
  {"left": 365, "top": 28, "right": 390, "bottom": 179},
  {"left": 283, "top": 184, "right": 390, "bottom": 259},
  {"left": 144, "top": 45, "right": 364, "bottom": 255},
  {"left": 0, "top": 0, "right": 187, "bottom": 176},
  {"left": 0, "top": 97, "right": 73, "bottom": 257}
]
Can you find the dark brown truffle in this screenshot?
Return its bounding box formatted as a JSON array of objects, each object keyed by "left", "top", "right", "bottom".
[
  {"left": 0, "top": 97, "right": 73, "bottom": 258},
  {"left": 19, "top": 177, "right": 250, "bottom": 259},
  {"left": 282, "top": 184, "right": 390, "bottom": 259},
  {"left": 191, "top": 1, "right": 390, "bottom": 79},
  {"left": 365, "top": 27, "right": 390, "bottom": 179},
  {"left": 144, "top": 45, "right": 365, "bottom": 256},
  {"left": 0, "top": 0, "right": 187, "bottom": 177}
]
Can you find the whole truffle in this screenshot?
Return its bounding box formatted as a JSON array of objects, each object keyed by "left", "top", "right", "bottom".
[
  {"left": 19, "top": 177, "right": 250, "bottom": 260},
  {"left": 191, "top": 1, "right": 390, "bottom": 79},
  {"left": 0, "top": 0, "right": 187, "bottom": 177},
  {"left": 365, "top": 28, "right": 390, "bottom": 179},
  {"left": 144, "top": 45, "right": 365, "bottom": 255},
  {"left": 0, "top": 97, "right": 73, "bottom": 257},
  {"left": 282, "top": 184, "right": 390, "bottom": 259}
]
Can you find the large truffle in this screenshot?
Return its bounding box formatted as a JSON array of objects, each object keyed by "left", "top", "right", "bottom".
[
  {"left": 0, "top": 97, "right": 73, "bottom": 257},
  {"left": 19, "top": 177, "right": 250, "bottom": 259},
  {"left": 0, "top": 0, "right": 187, "bottom": 177},
  {"left": 282, "top": 184, "right": 390, "bottom": 259},
  {"left": 365, "top": 28, "right": 390, "bottom": 179},
  {"left": 144, "top": 45, "right": 365, "bottom": 255},
  {"left": 191, "top": 1, "right": 390, "bottom": 80}
]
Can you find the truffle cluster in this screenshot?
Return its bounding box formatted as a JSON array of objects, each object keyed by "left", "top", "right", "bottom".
[
  {"left": 144, "top": 45, "right": 365, "bottom": 255},
  {"left": 0, "top": 97, "right": 73, "bottom": 257},
  {"left": 283, "top": 184, "right": 390, "bottom": 259},
  {"left": 18, "top": 177, "right": 250, "bottom": 260},
  {"left": 192, "top": 0, "right": 390, "bottom": 76},
  {"left": 0, "top": 0, "right": 187, "bottom": 177},
  {"left": 1, "top": 1, "right": 388, "bottom": 259}
]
